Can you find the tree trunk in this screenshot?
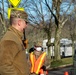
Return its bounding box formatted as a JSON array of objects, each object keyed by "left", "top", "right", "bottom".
[
  {"left": 2, "top": 0, "right": 7, "bottom": 34},
  {"left": 47, "top": 39, "right": 51, "bottom": 59},
  {"left": 72, "top": 40, "right": 75, "bottom": 57},
  {"left": 47, "top": 28, "right": 51, "bottom": 60},
  {"left": 54, "top": 24, "right": 62, "bottom": 61}
]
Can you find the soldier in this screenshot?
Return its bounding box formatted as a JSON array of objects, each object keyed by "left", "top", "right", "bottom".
[{"left": 0, "top": 9, "right": 30, "bottom": 75}]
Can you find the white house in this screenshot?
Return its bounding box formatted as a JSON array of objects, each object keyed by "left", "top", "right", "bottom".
[{"left": 42, "top": 38, "right": 72, "bottom": 57}]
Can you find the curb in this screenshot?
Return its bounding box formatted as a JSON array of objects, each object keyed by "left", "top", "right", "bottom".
[{"left": 47, "top": 64, "right": 72, "bottom": 71}]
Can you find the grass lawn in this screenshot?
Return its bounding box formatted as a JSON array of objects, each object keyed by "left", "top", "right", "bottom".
[{"left": 51, "top": 57, "right": 73, "bottom": 68}]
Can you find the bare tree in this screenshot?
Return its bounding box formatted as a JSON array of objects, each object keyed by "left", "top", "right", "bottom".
[
  {"left": 68, "top": 6, "right": 76, "bottom": 56},
  {"left": 44, "top": 0, "right": 73, "bottom": 61},
  {"left": 24, "top": 0, "right": 55, "bottom": 60},
  {"left": 22, "top": 0, "right": 73, "bottom": 61},
  {"left": 0, "top": 0, "right": 8, "bottom": 39}
]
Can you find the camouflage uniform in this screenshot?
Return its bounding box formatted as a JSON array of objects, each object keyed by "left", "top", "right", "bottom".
[{"left": 0, "top": 9, "right": 29, "bottom": 75}]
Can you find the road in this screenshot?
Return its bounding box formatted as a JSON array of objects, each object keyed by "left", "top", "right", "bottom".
[{"left": 48, "top": 66, "right": 72, "bottom": 75}]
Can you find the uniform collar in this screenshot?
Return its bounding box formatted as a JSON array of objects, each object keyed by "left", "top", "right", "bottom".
[{"left": 8, "top": 26, "right": 23, "bottom": 39}]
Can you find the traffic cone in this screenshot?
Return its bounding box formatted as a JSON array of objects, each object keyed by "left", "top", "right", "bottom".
[{"left": 64, "top": 71, "right": 69, "bottom": 75}]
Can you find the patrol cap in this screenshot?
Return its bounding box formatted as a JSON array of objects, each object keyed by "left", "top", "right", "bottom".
[
  {"left": 35, "top": 41, "right": 42, "bottom": 46},
  {"left": 10, "top": 9, "right": 28, "bottom": 22}
]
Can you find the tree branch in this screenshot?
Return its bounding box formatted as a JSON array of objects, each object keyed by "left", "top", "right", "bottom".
[{"left": 45, "top": 0, "right": 59, "bottom": 27}]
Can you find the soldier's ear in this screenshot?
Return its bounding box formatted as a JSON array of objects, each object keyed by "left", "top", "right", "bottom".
[{"left": 18, "top": 19, "right": 22, "bottom": 26}]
